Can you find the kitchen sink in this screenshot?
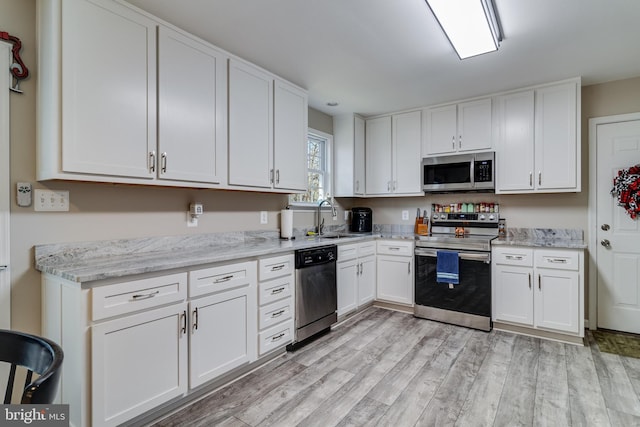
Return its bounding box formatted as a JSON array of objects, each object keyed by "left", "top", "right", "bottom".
[{"left": 319, "top": 233, "right": 362, "bottom": 239}]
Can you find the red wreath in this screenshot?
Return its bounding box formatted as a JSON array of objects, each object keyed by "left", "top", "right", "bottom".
[{"left": 611, "top": 164, "right": 640, "bottom": 219}]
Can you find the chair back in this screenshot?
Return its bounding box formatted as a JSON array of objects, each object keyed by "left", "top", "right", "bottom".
[{"left": 0, "top": 329, "right": 64, "bottom": 404}]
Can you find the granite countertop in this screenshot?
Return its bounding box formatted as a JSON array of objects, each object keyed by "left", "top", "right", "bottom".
[
  {"left": 35, "top": 230, "right": 382, "bottom": 283},
  {"left": 491, "top": 228, "right": 587, "bottom": 249}
]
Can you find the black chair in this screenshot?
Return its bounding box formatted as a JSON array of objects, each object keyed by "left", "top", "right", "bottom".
[{"left": 0, "top": 329, "right": 64, "bottom": 404}]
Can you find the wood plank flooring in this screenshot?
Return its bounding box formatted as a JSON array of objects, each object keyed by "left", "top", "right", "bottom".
[{"left": 151, "top": 307, "right": 640, "bottom": 427}]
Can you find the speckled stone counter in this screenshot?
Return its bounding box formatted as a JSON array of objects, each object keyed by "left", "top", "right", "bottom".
[
  {"left": 35, "top": 229, "right": 381, "bottom": 283},
  {"left": 492, "top": 228, "right": 587, "bottom": 249}
]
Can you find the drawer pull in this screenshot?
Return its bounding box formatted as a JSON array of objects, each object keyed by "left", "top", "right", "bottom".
[
  {"left": 271, "top": 310, "right": 285, "bottom": 318},
  {"left": 270, "top": 264, "right": 285, "bottom": 271},
  {"left": 505, "top": 255, "right": 524, "bottom": 261},
  {"left": 271, "top": 333, "right": 285, "bottom": 342},
  {"left": 389, "top": 247, "right": 400, "bottom": 251},
  {"left": 131, "top": 290, "right": 160, "bottom": 300},
  {"left": 548, "top": 258, "right": 568, "bottom": 264},
  {"left": 193, "top": 307, "right": 199, "bottom": 331},
  {"left": 271, "top": 287, "right": 285, "bottom": 295},
  {"left": 214, "top": 275, "right": 234, "bottom": 283},
  {"left": 181, "top": 310, "right": 187, "bottom": 335}
]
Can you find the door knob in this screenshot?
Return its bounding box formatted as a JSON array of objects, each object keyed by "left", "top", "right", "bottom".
[
  {"left": 601, "top": 224, "right": 610, "bottom": 231},
  {"left": 600, "top": 239, "right": 611, "bottom": 248}
]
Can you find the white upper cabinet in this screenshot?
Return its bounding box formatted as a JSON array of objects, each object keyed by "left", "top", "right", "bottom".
[
  {"left": 228, "top": 59, "right": 308, "bottom": 191},
  {"left": 157, "top": 26, "right": 228, "bottom": 184},
  {"left": 496, "top": 79, "right": 580, "bottom": 193},
  {"left": 365, "top": 111, "right": 422, "bottom": 196},
  {"left": 334, "top": 114, "right": 366, "bottom": 197},
  {"left": 424, "top": 98, "right": 492, "bottom": 155},
  {"left": 45, "top": 0, "right": 157, "bottom": 180}
]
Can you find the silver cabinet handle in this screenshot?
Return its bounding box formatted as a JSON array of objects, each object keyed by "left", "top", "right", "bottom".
[
  {"left": 160, "top": 152, "right": 167, "bottom": 173},
  {"left": 408, "top": 262, "right": 411, "bottom": 274},
  {"left": 601, "top": 239, "right": 611, "bottom": 249},
  {"left": 548, "top": 258, "right": 568, "bottom": 264},
  {"left": 538, "top": 171, "right": 542, "bottom": 186},
  {"left": 270, "top": 169, "right": 274, "bottom": 184},
  {"left": 387, "top": 181, "right": 391, "bottom": 192},
  {"left": 271, "top": 310, "right": 285, "bottom": 318},
  {"left": 389, "top": 247, "right": 400, "bottom": 251},
  {"left": 131, "top": 290, "right": 159, "bottom": 300},
  {"left": 214, "top": 275, "right": 234, "bottom": 283},
  {"left": 271, "top": 287, "right": 285, "bottom": 295},
  {"left": 271, "top": 332, "right": 285, "bottom": 342},
  {"left": 529, "top": 172, "right": 533, "bottom": 187},
  {"left": 452, "top": 136, "right": 455, "bottom": 150},
  {"left": 193, "top": 307, "right": 198, "bottom": 331},
  {"left": 355, "top": 180, "right": 359, "bottom": 192},
  {"left": 538, "top": 274, "right": 541, "bottom": 290},
  {"left": 149, "top": 151, "right": 156, "bottom": 173},
  {"left": 0, "top": 265, "right": 7, "bottom": 271},
  {"left": 270, "top": 264, "right": 285, "bottom": 272},
  {"left": 276, "top": 169, "right": 280, "bottom": 184},
  {"left": 601, "top": 224, "right": 610, "bottom": 231},
  {"left": 459, "top": 135, "right": 462, "bottom": 149},
  {"left": 505, "top": 255, "right": 524, "bottom": 260},
  {"left": 528, "top": 273, "right": 531, "bottom": 289},
  {"left": 393, "top": 181, "right": 397, "bottom": 191}
]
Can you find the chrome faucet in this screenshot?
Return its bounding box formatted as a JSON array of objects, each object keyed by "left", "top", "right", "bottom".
[{"left": 316, "top": 199, "right": 334, "bottom": 235}]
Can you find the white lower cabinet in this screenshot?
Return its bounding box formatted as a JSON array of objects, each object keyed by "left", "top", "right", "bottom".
[
  {"left": 492, "top": 246, "right": 583, "bottom": 338},
  {"left": 92, "top": 302, "right": 189, "bottom": 427},
  {"left": 376, "top": 240, "right": 414, "bottom": 305},
  {"left": 337, "top": 242, "right": 376, "bottom": 316},
  {"left": 257, "top": 254, "right": 295, "bottom": 356}
]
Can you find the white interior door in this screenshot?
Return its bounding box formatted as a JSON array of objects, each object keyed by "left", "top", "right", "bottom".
[
  {"left": 0, "top": 42, "right": 11, "bottom": 329},
  {"left": 596, "top": 118, "right": 640, "bottom": 333}
]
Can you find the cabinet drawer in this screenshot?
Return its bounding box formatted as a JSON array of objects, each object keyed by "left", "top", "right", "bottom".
[
  {"left": 535, "top": 249, "right": 580, "bottom": 271},
  {"left": 92, "top": 273, "right": 187, "bottom": 321},
  {"left": 258, "top": 321, "right": 293, "bottom": 356},
  {"left": 259, "top": 275, "right": 293, "bottom": 306},
  {"left": 258, "top": 299, "right": 293, "bottom": 330},
  {"left": 358, "top": 241, "right": 376, "bottom": 257},
  {"left": 377, "top": 240, "right": 413, "bottom": 256},
  {"left": 189, "top": 261, "right": 256, "bottom": 298},
  {"left": 338, "top": 243, "right": 358, "bottom": 261},
  {"left": 493, "top": 247, "right": 533, "bottom": 267},
  {"left": 259, "top": 254, "right": 294, "bottom": 281}
]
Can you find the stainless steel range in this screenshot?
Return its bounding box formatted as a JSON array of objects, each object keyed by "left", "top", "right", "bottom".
[{"left": 414, "top": 212, "right": 499, "bottom": 331}]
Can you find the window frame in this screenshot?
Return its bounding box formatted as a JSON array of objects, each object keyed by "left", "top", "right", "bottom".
[{"left": 289, "top": 128, "right": 333, "bottom": 208}]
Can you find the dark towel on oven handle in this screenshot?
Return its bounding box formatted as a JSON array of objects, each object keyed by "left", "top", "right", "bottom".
[{"left": 436, "top": 250, "right": 459, "bottom": 285}]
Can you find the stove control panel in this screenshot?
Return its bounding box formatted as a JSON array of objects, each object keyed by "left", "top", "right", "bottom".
[{"left": 431, "top": 212, "right": 499, "bottom": 224}]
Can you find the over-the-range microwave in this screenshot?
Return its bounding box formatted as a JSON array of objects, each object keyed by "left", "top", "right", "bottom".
[{"left": 422, "top": 152, "right": 495, "bottom": 193}]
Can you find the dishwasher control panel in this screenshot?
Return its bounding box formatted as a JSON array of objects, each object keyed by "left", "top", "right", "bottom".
[{"left": 295, "top": 245, "right": 337, "bottom": 268}]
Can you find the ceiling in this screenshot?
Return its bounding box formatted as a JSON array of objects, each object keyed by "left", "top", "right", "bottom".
[{"left": 127, "top": 0, "right": 640, "bottom": 117}]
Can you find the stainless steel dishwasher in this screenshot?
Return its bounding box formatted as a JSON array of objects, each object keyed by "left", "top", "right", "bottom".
[{"left": 288, "top": 245, "right": 337, "bottom": 349}]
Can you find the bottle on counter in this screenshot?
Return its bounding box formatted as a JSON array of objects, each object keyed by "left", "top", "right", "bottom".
[{"left": 498, "top": 218, "right": 506, "bottom": 238}]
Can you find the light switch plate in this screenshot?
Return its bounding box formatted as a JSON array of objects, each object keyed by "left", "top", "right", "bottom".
[
  {"left": 34, "top": 189, "right": 69, "bottom": 211},
  {"left": 260, "top": 211, "right": 268, "bottom": 224},
  {"left": 401, "top": 210, "right": 409, "bottom": 220}
]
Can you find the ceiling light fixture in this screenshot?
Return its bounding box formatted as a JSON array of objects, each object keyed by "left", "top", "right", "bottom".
[{"left": 425, "top": 0, "right": 502, "bottom": 60}]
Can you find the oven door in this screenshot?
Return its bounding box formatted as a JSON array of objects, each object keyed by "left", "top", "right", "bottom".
[{"left": 414, "top": 247, "right": 491, "bottom": 329}]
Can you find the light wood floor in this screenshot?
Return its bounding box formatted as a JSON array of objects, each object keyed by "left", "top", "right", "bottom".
[{"left": 152, "top": 307, "right": 640, "bottom": 426}]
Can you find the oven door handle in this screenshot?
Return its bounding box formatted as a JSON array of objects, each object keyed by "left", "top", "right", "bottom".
[{"left": 415, "top": 248, "right": 491, "bottom": 263}]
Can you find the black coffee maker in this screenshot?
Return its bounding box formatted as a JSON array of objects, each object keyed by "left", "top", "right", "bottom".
[{"left": 350, "top": 207, "right": 372, "bottom": 232}]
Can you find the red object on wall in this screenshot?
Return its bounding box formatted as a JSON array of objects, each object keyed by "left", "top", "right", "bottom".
[{"left": 0, "top": 31, "right": 29, "bottom": 80}]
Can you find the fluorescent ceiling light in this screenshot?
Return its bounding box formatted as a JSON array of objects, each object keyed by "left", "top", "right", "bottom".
[{"left": 426, "top": 0, "right": 502, "bottom": 59}]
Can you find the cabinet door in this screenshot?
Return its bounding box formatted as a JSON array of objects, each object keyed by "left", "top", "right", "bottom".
[
  {"left": 158, "top": 26, "right": 227, "bottom": 184},
  {"left": 393, "top": 111, "right": 422, "bottom": 194},
  {"left": 376, "top": 255, "right": 413, "bottom": 305},
  {"left": 358, "top": 255, "right": 376, "bottom": 306},
  {"left": 62, "top": 0, "right": 156, "bottom": 179},
  {"left": 457, "top": 98, "right": 492, "bottom": 151},
  {"left": 274, "top": 79, "right": 308, "bottom": 190},
  {"left": 189, "top": 284, "right": 257, "bottom": 388},
  {"left": 534, "top": 82, "right": 579, "bottom": 191},
  {"left": 337, "top": 259, "right": 358, "bottom": 316},
  {"left": 493, "top": 265, "right": 534, "bottom": 326},
  {"left": 92, "top": 302, "right": 188, "bottom": 427},
  {"left": 535, "top": 269, "right": 579, "bottom": 334},
  {"left": 228, "top": 60, "right": 273, "bottom": 188},
  {"left": 365, "top": 116, "right": 392, "bottom": 194},
  {"left": 495, "top": 91, "right": 535, "bottom": 192},
  {"left": 424, "top": 105, "right": 457, "bottom": 155},
  {"left": 354, "top": 116, "right": 366, "bottom": 195}
]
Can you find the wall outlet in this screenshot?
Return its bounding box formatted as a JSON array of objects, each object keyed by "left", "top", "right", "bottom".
[
  {"left": 401, "top": 210, "right": 409, "bottom": 220},
  {"left": 260, "top": 211, "right": 268, "bottom": 224},
  {"left": 34, "top": 189, "right": 69, "bottom": 211}
]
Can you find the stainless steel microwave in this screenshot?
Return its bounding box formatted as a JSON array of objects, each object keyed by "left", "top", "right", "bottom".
[{"left": 422, "top": 152, "right": 495, "bottom": 193}]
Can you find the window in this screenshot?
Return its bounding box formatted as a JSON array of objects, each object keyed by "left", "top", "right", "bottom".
[{"left": 290, "top": 129, "right": 332, "bottom": 205}]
